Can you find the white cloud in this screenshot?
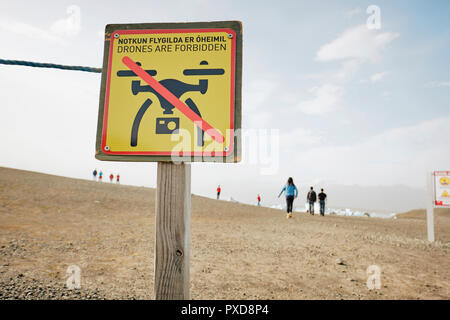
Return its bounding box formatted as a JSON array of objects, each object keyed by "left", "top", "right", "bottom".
[
  {"left": 243, "top": 78, "right": 279, "bottom": 127},
  {"left": 334, "top": 60, "right": 362, "bottom": 82},
  {"left": 294, "top": 116, "right": 450, "bottom": 187},
  {"left": 370, "top": 71, "right": 390, "bottom": 82},
  {"left": 301, "top": 25, "right": 398, "bottom": 117},
  {"left": 316, "top": 24, "right": 399, "bottom": 63},
  {"left": 381, "top": 91, "right": 391, "bottom": 98},
  {"left": 50, "top": 5, "right": 81, "bottom": 37},
  {"left": 280, "top": 128, "right": 323, "bottom": 147},
  {"left": 0, "top": 5, "right": 81, "bottom": 45},
  {"left": 296, "top": 84, "right": 343, "bottom": 115},
  {"left": 345, "top": 7, "right": 361, "bottom": 18},
  {"left": 302, "top": 60, "right": 362, "bottom": 84},
  {"left": 0, "top": 20, "right": 65, "bottom": 44},
  {"left": 425, "top": 81, "right": 450, "bottom": 88},
  {"left": 244, "top": 79, "right": 278, "bottom": 110}
]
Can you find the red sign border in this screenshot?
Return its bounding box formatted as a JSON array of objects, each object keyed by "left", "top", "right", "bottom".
[{"left": 101, "top": 28, "right": 236, "bottom": 157}]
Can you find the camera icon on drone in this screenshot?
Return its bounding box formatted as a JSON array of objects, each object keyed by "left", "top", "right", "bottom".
[{"left": 156, "top": 117, "right": 179, "bottom": 134}]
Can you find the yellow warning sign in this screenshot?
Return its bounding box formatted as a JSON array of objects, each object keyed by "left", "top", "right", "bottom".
[
  {"left": 434, "top": 171, "right": 450, "bottom": 207},
  {"left": 96, "top": 22, "right": 242, "bottom": 162}
]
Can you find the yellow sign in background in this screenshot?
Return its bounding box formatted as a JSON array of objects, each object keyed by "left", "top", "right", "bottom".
[
  {"left": 434, "top": 171, "right": 450, "bottom": 207},
  {"left": 102, "top": 30, "right": 235, "bottom": 156}
]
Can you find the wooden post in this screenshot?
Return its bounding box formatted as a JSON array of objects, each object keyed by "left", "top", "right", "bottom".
[
  {"left": 426, "top": 172, "right": 435, "bottom": 242},
  {"left": 155, "top": 162, "right": 191, "bottom": 299}
]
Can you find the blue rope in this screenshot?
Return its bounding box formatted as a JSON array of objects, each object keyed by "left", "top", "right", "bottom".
[{"left": 0, "top": 58, "right": 101, "bottom": 73}]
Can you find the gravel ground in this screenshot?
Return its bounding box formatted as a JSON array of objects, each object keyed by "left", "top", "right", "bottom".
[
  {"left": 1, "top": 167, "right": 449, "bottom": 300},
  {"left": 0, "top": 274, "right": 105, "bottom": 300}
]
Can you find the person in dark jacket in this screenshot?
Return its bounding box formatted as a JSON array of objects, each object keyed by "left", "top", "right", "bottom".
[
  {"left": 307, "top": 187, "right": 317, "bottom": 215},
  {"left": 318, "top": 188, "right": 327, "bottom": 216}
]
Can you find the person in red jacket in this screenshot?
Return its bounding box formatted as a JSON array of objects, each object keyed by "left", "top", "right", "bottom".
[
  {"left": 116, "top": 174, "right": 120, "bottom": 184},
  {"left": 257, "top": 194, "right": 261, "bottom": 206},
  {"left": 109, "top": 173, "right": 114, "bottom": 183},
  {"left": 216, "top": 185, "right": 221, "bottom": 200}
]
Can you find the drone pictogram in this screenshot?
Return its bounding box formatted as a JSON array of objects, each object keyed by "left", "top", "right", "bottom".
[{"left": 118, "top": 57, "right": 225, "bottom": 147}]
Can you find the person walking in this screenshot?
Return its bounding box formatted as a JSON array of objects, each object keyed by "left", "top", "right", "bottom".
[
  {"left": 116, "top": 174, "right": 120, "bottom": 184},
  {"left": 257, "top": 194, "right": 261, "bottom": 206},
  {"left": 307, "top": 187, "right": 317, "bottom": 215},
  {"left": 278, "top": 177, "right": 298, "bottom": 219},
  {"left": 318, "top": 188, "right": 327, "bottom": 216},
  {"left": 92, "top": 169, "right": 97, "bottom": 181},
  {"left": 109, "top": 173, "right": 114, "bottom": 183},
  {"left": 98, "top": 171, "right": 103, "bottom": 182},
  {"left": 216, "top": 185, "right": 221, "bottom": 200}
]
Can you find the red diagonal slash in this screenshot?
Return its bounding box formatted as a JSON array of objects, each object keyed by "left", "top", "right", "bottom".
[{"left": 122, "top": 56, "right": 225, "bottom": 144}]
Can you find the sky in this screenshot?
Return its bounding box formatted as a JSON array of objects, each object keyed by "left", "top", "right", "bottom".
[{"left": 0, "top": 0, "right": 449, "bottom": 209}]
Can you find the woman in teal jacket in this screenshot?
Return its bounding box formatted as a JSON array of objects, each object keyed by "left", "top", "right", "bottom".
[{"left": 278, "top": 177, "right": 298, "bottom": 218}]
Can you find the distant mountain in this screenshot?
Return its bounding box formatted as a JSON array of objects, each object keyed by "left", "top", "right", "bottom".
[{"left": 319, "top": 184, "right": 426, "bottom": 212}]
